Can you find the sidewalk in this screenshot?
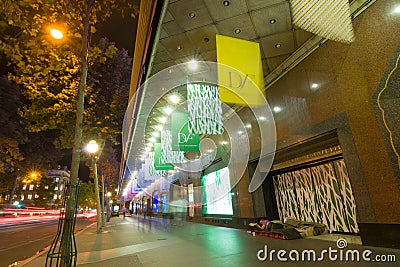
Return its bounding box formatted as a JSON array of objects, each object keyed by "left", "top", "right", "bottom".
[{"left": 20, "top": 216, "right": 400, "bottom": 267}]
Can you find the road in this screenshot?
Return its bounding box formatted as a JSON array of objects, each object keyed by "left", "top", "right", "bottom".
[{"left": 0, "top": 216, "right": 95, "bottom": 267}]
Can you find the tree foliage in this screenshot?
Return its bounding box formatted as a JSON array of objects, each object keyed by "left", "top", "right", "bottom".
[
  {"left": 99, "top": 145, "right": 120, "bottom": 192},
  {"left": 0, "top": 0, "right": 137, "bottom": 148},
  {"left": 78, "top": 181, "right": 96, "bottom": 209},
  {"left": 0, "top": 1, "right": 136, "bottom": 191},
  {"left": 34, "top": 176, "right": 56, "bottom": 208},
  {"left": 0, "top": 76, "right": 24, "bottom": 173}
]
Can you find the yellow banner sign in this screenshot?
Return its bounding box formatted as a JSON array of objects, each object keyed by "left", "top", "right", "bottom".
[{"left": 216, "top": 34, "right": 265, "bottom": 106}]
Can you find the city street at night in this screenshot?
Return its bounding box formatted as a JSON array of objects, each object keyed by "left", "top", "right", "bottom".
[
  {"left": 0, "top": 215, "right": 95, "bottom": 267},
  {"left": 1, "top": 1, "right": 400, "bottom": 266}
]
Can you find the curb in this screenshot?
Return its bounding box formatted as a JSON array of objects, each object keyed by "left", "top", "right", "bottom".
[{"left": 16, "top": 221, "right": 96, "bottom": 266}]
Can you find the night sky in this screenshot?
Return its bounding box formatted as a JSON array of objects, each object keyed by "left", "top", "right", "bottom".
[{"left": 95, "top": 12, "right": 138, "bottom": 56}]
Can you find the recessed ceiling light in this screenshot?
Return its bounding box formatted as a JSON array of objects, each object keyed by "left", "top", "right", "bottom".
[
  {"left": 169, "top": 94, "right": 180, "bottom": 104},
  {"left": 234, "top": 28, "right": 241, "bottom": 34},
  {"left": 203, "top": 37, "right": 210, "bottom": 43},
  {"left": 273, "top": 106, "right": 282, "bottom": 113},
  {"left": 394, "top": 5, "right": 400, "bottom": 13},
  {"left": 188, "top": 11, "right": 196, "bottom": 18},
  {"left": 311, "top": 83, "right": 319, "bottom": 89},
  {"left": 223, "top": 1, "right": 230, "bottom": 6},
  {"left": 188, "top": 59, "right": 198, "bottom": 70},
  {"left": 176, "top": 45, "right": 182, "bottom": 50},
  {"left": 245, "top": 124, "right": 252, "bottom": 128},
  {"left": 269, "top": 18, "right": 277, "bottom": 24},
  {"left": 238, "top": 131, "right": 243, "bottom": 134},
  {"left": 274, "top": 43, "right": 282, "bottom": 48},
  {"left": 220, "top": 141, "right": 228, "bottom": 145}
]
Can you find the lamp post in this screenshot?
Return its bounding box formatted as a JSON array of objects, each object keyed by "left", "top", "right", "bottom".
[
  {"left": 86, "top": 140, "right": 102, "bottom": 234},
  {"left": 101, "top": 170, "right": 105, "bottom": 227}
]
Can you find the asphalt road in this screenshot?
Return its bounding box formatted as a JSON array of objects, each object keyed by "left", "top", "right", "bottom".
[{"left": 0, "top": 217, "right": 94, "bottom": 267}]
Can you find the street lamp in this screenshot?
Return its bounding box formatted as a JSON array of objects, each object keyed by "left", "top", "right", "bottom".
[
  {"left": 50, "top": 28, "right": 64, "bottom": 39},
  {"left": 86, "top": 140, "right": 102, "bottom": 234}
]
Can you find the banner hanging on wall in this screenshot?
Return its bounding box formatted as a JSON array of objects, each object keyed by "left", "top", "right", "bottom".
[
  {"left": 171, "top": 112, "right": 200, "bottom": 151},
  {"left": 161, "top": 130, "right": 185, "bottom": 162},
  {"left": 216, "top": 34, "right": 265, "bottom": 107},
  {"left": 187, "top": 83, "right": 224, "bottom": 135},
  {"left": 154, "top": 143, "right": 174, "bottom": 170}
]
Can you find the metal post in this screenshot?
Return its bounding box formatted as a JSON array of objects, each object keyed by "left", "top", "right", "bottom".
[
  {"left": 92, "top": 156, "right": 102, "bottom": 234},
  {"left": 101, "top": 171, "right": 105, "bottom": 227}
]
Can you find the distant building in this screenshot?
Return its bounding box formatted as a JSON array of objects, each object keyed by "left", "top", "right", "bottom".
[
  {"left": 20, "top": 167, "right": 70, "bottom": 208},
  {"left": 45, "top": 168, "right": 70, "bottom": 206}
]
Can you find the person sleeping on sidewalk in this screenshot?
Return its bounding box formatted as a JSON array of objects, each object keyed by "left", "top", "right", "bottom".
[{"left": 249, "top": 217, "right": 270, "bottom": 231}]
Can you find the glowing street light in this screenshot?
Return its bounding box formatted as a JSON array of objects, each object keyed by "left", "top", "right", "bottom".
[
  {"left": 50, "top": 28, "right": 64, "bottom": 40},
  {"left": 30, "top": 172, "right": 39, "bottom": 179},
  {"left": 86, "top": 140, "right": 99, "bottom": 153}
]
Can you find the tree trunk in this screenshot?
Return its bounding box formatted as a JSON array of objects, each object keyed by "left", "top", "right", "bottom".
[{"left": 59, "top": 1, "right": 93, "bottom": 266}]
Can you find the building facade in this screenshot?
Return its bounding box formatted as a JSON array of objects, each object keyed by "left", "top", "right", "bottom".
[
  {"left": 19, "top": 168, "right": 70, "bottom": 208},
  {"left": 120, "top": 0, "right": 400, "bottom": 249}
]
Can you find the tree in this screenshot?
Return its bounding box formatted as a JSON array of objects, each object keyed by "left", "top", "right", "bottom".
[
  {"left": 34, "top": 176, "right": 56, "bottom": 208},
  {"left": 0, "top": 76, "right": 24, "bottom": 174},
  {"left": 0, "top": 171, "right": 14, "bottom": 201},
  {"left": 99, "top": 145, "right": 120, "bottom": 191},
  {"left": 1, "top": 1, "right": 137, "bottom": 264},
  {"left": 0, "top": 76, "right": 24, "bottom": 203},
  {"left": 78, "top": 181, "right": 96, "bottom": 209},
  {"left": 0, "top": 1, "right": 137, "bottom": 146},
  {"left": 84, "top": 38, "right": 131, "bottom": 144}
]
